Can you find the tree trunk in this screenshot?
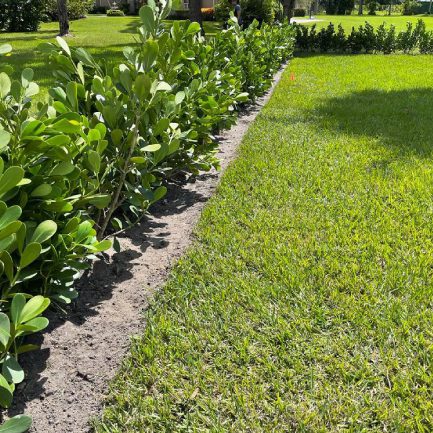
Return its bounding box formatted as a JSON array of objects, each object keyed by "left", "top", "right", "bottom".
[
  {"left": 429, "top": 0, "right": 432, "bottom": 14},
  {"left": 358, "top": 0, "right": 364, "bottom": 14},
  {"left": 283, "top": 0, "right": 296, "bottom": 21},
  {"left": 189, "top": 0, "right": 203, "bottom": 29},
  {"left": 57, "top": 0, "right": 70, "bottom": 36}
]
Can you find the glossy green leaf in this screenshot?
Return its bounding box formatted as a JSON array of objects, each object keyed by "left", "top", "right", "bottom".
[
  {"left": 2, "top": 355, "right": 24, "bottom": 384},
  {"left": 0, "top": 415, "right": 32, "bottom": 433},
  {"left": 0, "top": 167, "right": 24, "bottom": 199},
  {"left": 19, "top": 243, "right": 42, "bottom": 269},
  {"left": 11, "top": 294, "right": 26, "bottom": 326},
  {"left": 0, "top": 205, "right": 22, "bottom": 231},
  {"left": 19, "top": 296, "right": 50, "bottom": 324},
  {"left": 50, "top": 161, "right": 75, "bottom": 176},
  {"left": 56, "top": 36, "right": 71, "bottom": 56},
  {"left": 0, "top": 221, "right": 22, "bottom": 241},
  {"left": 0, "top": 130, "right": 11, "bottom": 150},
  {"left": 142, "top": 144, "right": 161, "bottom": 152},
  {"left": 87, "top": 150, "right": 101, "bottom": 173},
  {"left": 30, "top": 220, "right": 57, "bottom": 244},
  {"left": 139, "top": 6, "right": 156, "bottom": 34},
  {"left": 24, "top": 82, "right": 39, "bottom": 98},
  {"left": 21, "top": 68, "right": 33, "bottom": 88},
  {"left": 186, "top": 22, "right": 202, "bottom": 35},
  {"left": 0, "top": 73, "right": 11, "bottom": 98},
  {"left": 0, "top": 374, "right": 13, "bottom": 408},
  {"left": 0, "top": 313, "right": 10, "bottom": 348},
  {"left": 30, "top": 184, "right": 52, "bottom": 197}
]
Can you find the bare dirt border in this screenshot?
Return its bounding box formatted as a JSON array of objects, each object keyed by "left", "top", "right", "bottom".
[{"left": 10, "top": 62, "right": 289, "bottom": 433}]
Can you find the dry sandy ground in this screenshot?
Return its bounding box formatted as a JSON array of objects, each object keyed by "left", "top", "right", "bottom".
[{"left": 9, "top": 64, "right": 288, "bottom": 433}]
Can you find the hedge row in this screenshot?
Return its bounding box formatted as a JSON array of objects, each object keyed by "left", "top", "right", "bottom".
[
  {"left": 0, "top": 1, "right": 295, "bottom": 422},
  {"left": 295, "top": 19, "right": 433, "bottom": 54}
]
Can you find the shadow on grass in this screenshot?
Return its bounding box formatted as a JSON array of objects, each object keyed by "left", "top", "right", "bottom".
[
  {"left": 312, "top": 88, "right": 433, "bottom": 157},
  {"left": 118, "top": 17, "right": 141, "bottom": 33}
]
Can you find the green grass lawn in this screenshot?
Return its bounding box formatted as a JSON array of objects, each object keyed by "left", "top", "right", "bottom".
[
  {"left": 94, "top": 54, "right": 433, "bottom": 432},
  {"left": 300, "top": 13, "right": 433, "bottom": 31},
  {"left": 1, "top": 16, "right": 220, "bottom": 98}
]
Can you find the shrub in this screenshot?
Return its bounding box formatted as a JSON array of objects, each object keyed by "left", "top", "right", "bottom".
[
  {"left": 0, "top": 0, "right": 44, "bottom": 32},
  {"left": 242, "top": 0, "right": 275, "bottom": 25},
  {"left": 90, "top": 5, "right": 108, "bottom": 14},
  {"left": 402, "top": 0, "right": 421, "bottom": 15},
  {"left": 119, "top": 1, "right": 131, "bottom": 14},
  {"left": 324, "top": 0, "right": 355, "bottom": 14},
  {"left": 0, "top": 3, "right": 295, "bottom": 414},
  {"left": 293, "top": 8, "right": 306, "bottom": 16},
  {"left": 317, "top": 23, "right": 337, "bottom": 51},
  {"left": 367, "top": 0, "right": 377, "bottom": 15},
  {"left": 215, "top": 0, "right": 233, "bottom": 22},
  {"left": 294, "top": 19, "right": 430, "bottom": 54},
  {"left": 107, "top": 8, "right": 125, "bottom": 16},
  {"left": 168, "top": 9, "right": 190, "bottom": 19},
  {"left": 44, "top": 0, "right": 94, "bottom": 20}
]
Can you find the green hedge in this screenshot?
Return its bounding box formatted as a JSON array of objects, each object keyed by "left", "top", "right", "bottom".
[
  {"left": 0, "top": 0, "right": 44, "bottom": 32},
  {"left": 0, "top": 0, "right": 295, "bottom": 421},
  {"left": 295, "top": 19, "right": 433, "bottom": 54}
]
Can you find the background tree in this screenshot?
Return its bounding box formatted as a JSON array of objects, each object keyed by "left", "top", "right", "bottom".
[
  {"left": 189, "top": 0, "right": 203, "bottom": 27},
  {"left": 283, "top": 0, "right": 296, "bottom": 20},
  {"left": 358, "top": 0, "right": 364, "bottom": 14},
  {"left": 57, "top": 0, "right": 69, "bottom": 36}
]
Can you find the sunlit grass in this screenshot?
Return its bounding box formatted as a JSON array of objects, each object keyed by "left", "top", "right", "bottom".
[{"left": 93, "top": 54, "right": 433, "bottom": 432}]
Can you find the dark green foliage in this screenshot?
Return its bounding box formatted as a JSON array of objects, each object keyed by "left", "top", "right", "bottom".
[
  {"left": 367, "top": 0, "right": 377, "bottom": 14},
  {"left": 215, "top": 0, "right": 233, "bottom": 22},
  {"left": 0, "top": 0, "right": 44, "bottom": 32},
  {"left": 295, "top": 19, "right": 433, "bottom": 53},
  {"left": 241, "top": 0, "right": 275, "bottom": 26},
  {"left": 44, "top": 0, "right": 95, "bottom": 21},
  {"left": 324, "top": 0, "right": 355, "bottom": 15},
  {"left": 402, "top": 0, "right": 421, "bottom": 15},
  {"left": 293, "top": 8, "right": 306, "bottom": 16}
]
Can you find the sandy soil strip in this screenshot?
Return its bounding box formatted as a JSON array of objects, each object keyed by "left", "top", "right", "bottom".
[{"left": 10, "top": 63, "right": 288, "bottom": 433}]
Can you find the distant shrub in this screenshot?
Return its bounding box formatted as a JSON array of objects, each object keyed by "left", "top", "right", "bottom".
[
  {"left": 324, "top": 0, "right": 355, "bottom": 15},
  {"left": 402, "top": 0, "right": 421, "bottom": 14},
  {"left": 168, "top": 9, "right": 190, "bottom": 19},
  {"left": 293, "top": 8, "right": 306, "bottom": 16},
  {"left": 90, "top": 5, "right": 108, "bottom": 14},
  {"left": 242, "top": 0, "right": 275, "bottom": 26},
  {"left": 366, "top": 0, "right": 377, "bottom": 15},
  {"left": 294, "top": 19, "right": 431, "bottom": 53},
  {"left": 0, "top": 0, "right": 44, "bottom": 31},
  {"left": 215, "top": 0, "right": 233, "bottom": 22},
  {"left": 107, "top": 8, "right": 125, "bottom": 16},
  {"left": 45, "top": 0, "right": 94, "bottom": 20}
]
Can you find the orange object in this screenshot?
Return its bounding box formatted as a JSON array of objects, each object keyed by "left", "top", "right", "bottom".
[{"left": 290, "top": 72, "right": 295, "bottom": 81}]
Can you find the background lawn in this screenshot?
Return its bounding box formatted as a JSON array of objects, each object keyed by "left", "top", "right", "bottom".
[
  {"left": 298, "top": 13, "right": 433, "bottom": 31},
  {"left": 0, "top": 16, "right": 220, "bottom": 99},
  {"left": 94, "top": 54, "right": 433, "bottom": 432}
]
